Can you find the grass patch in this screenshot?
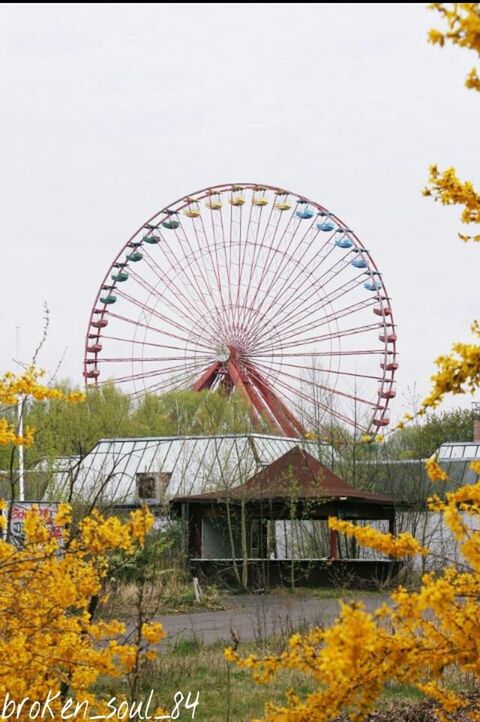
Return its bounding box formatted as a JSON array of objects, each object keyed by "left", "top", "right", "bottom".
[
  {"left": 95, "top": 635, "right": 430, "bottom": 722},
  {"left": 382, "top": 680, "right": 425, "bottom": 703},
  {"left": 268, "top": 585, "right": 383, "bottom": 600},
  {"left": 100, "top": 578, "right": 227, "bottom": 618},
  {"left": 97, "top": 642, "right": 317, "bottom": 721}
]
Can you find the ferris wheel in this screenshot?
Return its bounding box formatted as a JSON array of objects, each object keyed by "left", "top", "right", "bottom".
[{"left": 83, "top": 183, "right": 398, "bottom": 438}]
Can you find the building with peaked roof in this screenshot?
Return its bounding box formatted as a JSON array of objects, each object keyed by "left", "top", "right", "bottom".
[{"left": 170, "top": 446, "right": 400, "bottom": 589}]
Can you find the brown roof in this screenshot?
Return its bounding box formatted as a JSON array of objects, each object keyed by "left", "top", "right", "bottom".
[{"left": 172, "top": 446, "right": 393, "bottom": 505}]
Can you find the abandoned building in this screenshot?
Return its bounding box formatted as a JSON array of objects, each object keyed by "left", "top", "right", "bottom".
[{"left": 170, "top": 446, "right": 401, "bottom": 588}]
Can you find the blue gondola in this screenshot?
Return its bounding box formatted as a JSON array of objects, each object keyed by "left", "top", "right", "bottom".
[
  {"left": 317, "top": 221, "right": 335, "bottom": 232},
  {"left": 143, "top": 235, "right": 159, "bottom": 244},
  {"left": 296, "top": 207, "right": 315, "bottom": 220},
  {"left": 335, "top": 237, "right": 353, "bottom": 249},
  {"left": 351, "top": 257, "right": 368, "bottom": 269},
  {"left": 364, "top": 280, "right": 382, "bottom": 291}
]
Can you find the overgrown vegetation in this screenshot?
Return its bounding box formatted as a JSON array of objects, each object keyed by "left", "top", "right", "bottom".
[{"left": 0, "top": 384, "right": 270, "bottom": 469}]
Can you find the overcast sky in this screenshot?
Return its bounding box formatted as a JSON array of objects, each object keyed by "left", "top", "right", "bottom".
[{"left": 1, "top": 3, "right": 479, "bottom": 421}]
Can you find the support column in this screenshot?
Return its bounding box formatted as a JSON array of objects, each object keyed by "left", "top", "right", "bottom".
[{"left": 329, "top": 528, "right": 338, "bottom": 560}]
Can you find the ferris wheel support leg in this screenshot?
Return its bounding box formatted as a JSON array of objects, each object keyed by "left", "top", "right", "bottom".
[
  {"left": 249, "top": 377, "right": 300, "bottom": 438},
  {"left": 192, "top": 361, "right": 222, "bottom": 391},
  {"left": 226, "top": 359, "right": 279, "bottom": 431},
  {"left": 247, "top": 366, "right": 306, "bottom": 438}
]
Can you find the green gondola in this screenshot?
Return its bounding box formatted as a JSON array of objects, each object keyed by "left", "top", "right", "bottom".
[
  {"left": 126, "top": 252, "right": 143, "bottom": 262},
  {"left": 100, "top": 294, "right": 117, "bottom": 305},
  {"left": 111, "top": 271, "right": 129, "bottom": 282},
  {"left": 162, "top": 219, "right": 180, "bottom": 230}
]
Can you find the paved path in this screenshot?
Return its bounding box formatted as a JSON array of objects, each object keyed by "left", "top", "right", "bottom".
[{"left": 159, "top": 593, "right": 387, "bottom": 647}]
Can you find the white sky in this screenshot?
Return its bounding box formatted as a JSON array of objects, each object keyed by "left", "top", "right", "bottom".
[{"left": 1, "top": 3, "right": 479, "bottom": 422}]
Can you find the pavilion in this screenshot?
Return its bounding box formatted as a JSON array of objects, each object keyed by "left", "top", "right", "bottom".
[{"left": 170, "top": 446, "right": 401, "bottom": 589}]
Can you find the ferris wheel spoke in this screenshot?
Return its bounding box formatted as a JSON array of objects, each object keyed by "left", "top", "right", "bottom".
[
  {"left": 238, "top": 196, "right": 298, "bottom": 333},
  {"left": 248, "top": 244, "right": 353, "bottom": 340},
  {"left": 265, "top": 259, "right": 373, "bottom": 339},
  {"left": 274, "top": 360, "right": 385, "bottom": 382},
  {"left": 255, "top": 296, "right": 378, "bottom": 352},
  {"left": 249, "top": 232, "right": 331, "bottom": 328},
  {"left": 108, "top": 358, "right": 208, "bottom": 388},
  {"left": 140, "top": 248, "right": 213, "bottom": 324},
  {"left": 242, "top": 211, "right": 335, "bottom": 334},
  {"left": 114, "top": 289, "right": 214, "bottom": 348},
  {"left": 96, "top": 354, "right": 212, "bottom": 364},
  {"left": 261, "top": 253, "right": 357, "bottom": 334},
  {"left": 165, "top": 224, "right": 221, "bottom": 319},
  {"left": 190, "top": 215, "right": 230, "bottom": 324},
  {"left": 254, "top": 321, "right": 384, "bottom": 355},
  {"left": 252, "top": 349, "right": 387, "bottom": 359},
  {"left": 228, "top": 194, "right": 254, "bottom": 337},
  {"left": 251, "top": 358, "right": 375, "bottom": 407},
  {"left": 100, "top": 334, "right": 212, "bottom": 355},
  {"left": 177, "top": 218, "right": 229, "bottom": 324},
  {"left": 218, "top": 198, "right": 234, "bottom": 325},
  {"left": 131, "top": 363, "right": 207, "bottom": 398},
  {"left": 126, "top": 263, "right": 206, "bottom": 325},
  {"left": 276, "top": 296, "right": 377, "bottom": 345},
  {"left": 208, "top": 197, "right": 237, "bottom": 333},
  {"left": 141, "top": 227, "right": 211, "bottom": 317},
  {"left": 253, "top": 369, "right": 369, "bottom": 432},
  {"left": 243, "top": 241, "right": 347, "bottom": 342},
  {"left": 275, "top": 274, "right": 376, "bottom": 336},
  {"left": 105, "top": 312, "right": 213, "bottom": 353},
  {"left": 240, "top": 207, "right": 316, "bottom": 334},
  {"left": 247, "top": 290, "right": 375, "bottom": 352},
  {"left": 238, "top": 202, "right": 286, "bottom": 335},
  {"left": 235, "top": 197, "right": 268, "bottom": 330},
  {"left": 197, "top": 212, "right": 229, "bottom": 320}
]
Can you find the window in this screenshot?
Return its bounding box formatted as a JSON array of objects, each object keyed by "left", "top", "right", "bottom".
[
  {"left": 136, "top": 471, "right": 172, "bottom": 503},
  {"left": 137, "top": 473, "right": 156, "bottom": 500}
]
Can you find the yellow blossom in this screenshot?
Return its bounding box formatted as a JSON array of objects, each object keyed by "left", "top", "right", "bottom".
[
  {"left": 360, "top": 434, "right": 373, "bottom": 444},
  {"left": 471, "top": 460, "right": 480, "bottom": 475},
  {"left": 141, "top": 622, "right": 166, "bottom": 644},
  {"left": 328, "top": 517, "right": 427, "bottom": 558},
  {"left": 425, "top": 456, "right": 449, "bottom": 482}
]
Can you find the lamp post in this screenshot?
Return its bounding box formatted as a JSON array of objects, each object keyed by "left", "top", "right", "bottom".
[{"left": 16, "top": 327, "right": 25, "bottom": 502}]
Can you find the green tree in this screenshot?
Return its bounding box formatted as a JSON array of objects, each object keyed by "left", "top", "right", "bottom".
[
  {"left": 24, "top": 381, "right": 132, "bottom": 464},
  {"left": 131, "top": 389, "right": 269, "bottom": 436},
  {"left": 388, "top": 407, "right": 473, "bottom": 460}
]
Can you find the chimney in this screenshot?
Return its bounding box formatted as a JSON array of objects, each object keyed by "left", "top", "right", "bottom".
[{"left": 473, "top": 403, "right": 480, "bottom": 442}]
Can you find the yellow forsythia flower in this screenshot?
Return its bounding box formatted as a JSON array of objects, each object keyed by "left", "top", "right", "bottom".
[
  {"left": 425, "top": 456, "right": 449, "bottom": 482},
  {"left": 141, "top": 622, "right": 166, "bottom": 644}
]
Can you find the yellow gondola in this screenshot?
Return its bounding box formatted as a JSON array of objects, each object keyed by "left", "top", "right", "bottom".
[
  {"left": 183, "top": 200, "right": 201, "bottom": 218},
  {"left": 252, "top": 189, "right": 269, "bottom": 206},
  {"left": 274, "top": 191, "right": 291, "bottom": 211},
  {"left": 205, "top": 194, "right": 222, "bottom": 210},
  {"left": 230, "top": 186, "right": 245, "bottom": 206}
]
